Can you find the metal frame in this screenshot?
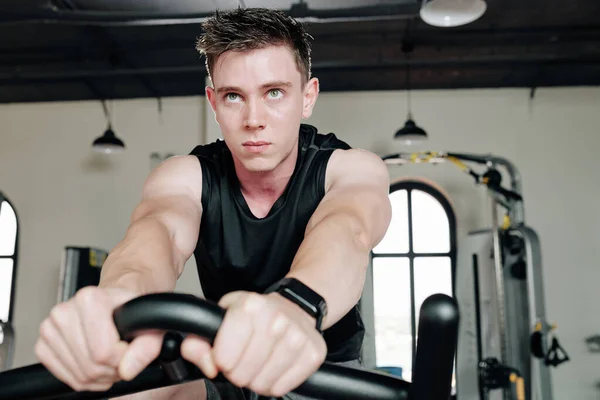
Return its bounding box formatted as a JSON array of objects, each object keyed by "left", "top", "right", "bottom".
[{"left": 382, "top": 151, "right": 556, "bottom": 400}]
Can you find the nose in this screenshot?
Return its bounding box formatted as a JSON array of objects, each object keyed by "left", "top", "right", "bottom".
[{"left": 243, "top": 98, "right": 266, "bottom": 130}]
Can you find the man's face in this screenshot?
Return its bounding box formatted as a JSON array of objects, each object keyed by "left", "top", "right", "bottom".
[{"left": 206, "top": 45, "right": 319, "bottom": 173}]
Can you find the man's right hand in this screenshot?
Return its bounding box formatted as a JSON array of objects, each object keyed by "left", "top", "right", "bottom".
[{"left": 35, "top": 286, "right": 164, "bottom": 392}]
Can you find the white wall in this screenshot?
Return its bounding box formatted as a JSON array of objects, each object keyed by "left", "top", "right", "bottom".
[
  {"left": 0, "top": 96, "right": 205, "bottom": 370},
  {"left": 1, "top": 86, "right": 599, "bottom": 399}
]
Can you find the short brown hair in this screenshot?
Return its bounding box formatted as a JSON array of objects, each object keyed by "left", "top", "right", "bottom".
[{"left": 196, "top": 8, "right": 313, "bottom": 84}]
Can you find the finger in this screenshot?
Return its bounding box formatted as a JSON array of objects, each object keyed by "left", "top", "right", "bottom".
[
  {"left": 181, "top": 335, "right": 217, "bottom": 379},
  {"left": 248, "top": 324, "right": 306, "bottom": 395},
  {"left": 227, "top": 307, "right": 289, "bottom": 388},
  {"left": 51, "top": 304, "right": 118, "bottom": 383},
  {"left": 35, "top": 338, "right": 114, "bottom": 392},
  {"left": 212, "top": 296, "right": 256, "bottom": 373},
  {"left": 119, "top": 331, "right": 165, "bottom": 381},
  {"left": 39, "top": 316, "right": 90, "bottom": 385},
  {"left": 35, "top": 338, "right": 82, "bottom": 391},
  {"left": 270, "top": 343, "right": 326, "bottom": 398},
  {"left": 218, "top": 291, "right": 247, "bottom": 309},
  {"left": 76, "top": 288, "right": 128, "bottom": 368}
]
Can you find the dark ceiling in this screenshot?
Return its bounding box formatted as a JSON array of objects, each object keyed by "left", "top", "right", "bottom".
[{"left": 1, "top": 0, "right": 600, "bottom": 104}]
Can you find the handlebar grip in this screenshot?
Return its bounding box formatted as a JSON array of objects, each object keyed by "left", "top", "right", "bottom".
[
  {"left": 112, "top": 293, "right": 409, "bottom": 400},
  {"left": 411, "top": 294, "right": 459, "bottom": 400},
  {"left": 0, "top": 292, "right": 458, "bottom": 400}
]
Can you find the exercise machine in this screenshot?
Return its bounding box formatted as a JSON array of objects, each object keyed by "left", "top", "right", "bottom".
[
  {"left": 57, "top": 246, "right": 108, "bottom": 303},
  {"left": 0, "top": 292, "right": 459, "bottom": 400},
  {"left": 381, "top": 151, "right": 568, "bottom": 400}
]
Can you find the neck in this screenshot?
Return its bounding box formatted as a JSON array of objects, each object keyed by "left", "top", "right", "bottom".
[{"left": 233, "top": 142, "right": 299, "bottom": 201}]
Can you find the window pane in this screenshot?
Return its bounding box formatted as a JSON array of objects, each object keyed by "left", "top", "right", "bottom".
[
  {"left": 0, "top": 259, "right": 14, "bottom": 323},
  {"left": 0, "top": 201, "right": 17, "bottom": 256},
  {"left": 411, "top": 190, "right": 450, "bottom": 253},
  {"left": 372, "top": 257, "right": 413, "bottom": 381},
  {"left": 373, "top": 190, "right": 409, "bottom": 254},
  {"left": 413, "top": 257, "right": 453, "bottom": 328}
]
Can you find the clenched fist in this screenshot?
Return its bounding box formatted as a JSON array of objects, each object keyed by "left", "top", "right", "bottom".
[
  {"left": 35, "top": 286, "right": 163, "bottom": 392},
  {"left": 180, "top": 291, "right": 327, "bottom": 397}
]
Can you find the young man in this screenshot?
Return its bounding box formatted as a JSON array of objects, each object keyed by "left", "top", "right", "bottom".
[{"left": 34, "top": 7, "right": 391, "bottom": 400}]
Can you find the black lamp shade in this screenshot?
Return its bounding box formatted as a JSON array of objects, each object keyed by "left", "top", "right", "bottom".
[
  {"left": 394, "top": 118, "right": 427, "bottom": 144},
  {"left": 92, "top": 128, "right": 125, "bottom": 153}
]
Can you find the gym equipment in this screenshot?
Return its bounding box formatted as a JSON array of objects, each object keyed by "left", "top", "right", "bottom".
[
  {"left": 57, "top": 247, "right": 108, "bottom": 303},
  {"left": 381, "top": 151, "right": 568, "bottom": 400},
  {"left": 0, "top": 325, "right": 13, "bottom": 373},
  {"left": 0, "top": 192, "right": 18, "bottom": 372},
  {"left": 0, "top": 292, "right": 459, "bottom": 400}
]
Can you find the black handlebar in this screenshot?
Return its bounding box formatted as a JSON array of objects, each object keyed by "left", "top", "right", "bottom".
[{"left": 0, "top": 292, "right": 459, "bottom": 400}]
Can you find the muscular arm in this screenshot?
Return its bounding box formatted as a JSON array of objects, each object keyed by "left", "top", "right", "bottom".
[
  {"left": 99, "top": 155, "right": 203, "bottom": 296},
  {"left": 286, "top": 149, "right": 391, "bottom": 330}
]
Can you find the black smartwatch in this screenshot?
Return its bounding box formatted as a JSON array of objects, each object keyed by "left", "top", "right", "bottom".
[{"left": 265, "top": 278, "right": 328, "bottom": 332}]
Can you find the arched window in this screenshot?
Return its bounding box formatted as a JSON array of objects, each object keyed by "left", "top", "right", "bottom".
[
  {"left": 0, "top": 193, "right": 18, "bottom": 324},
  {"left": 370, "top": 180, "right": 457, "bottom": 382}
]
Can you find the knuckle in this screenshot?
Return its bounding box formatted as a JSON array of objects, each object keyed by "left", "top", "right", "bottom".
[
  {"left": 39, "top": 319, "right": 53, "bottom": 341},
  {"left": 269, "top": 311, "right": 289, "bottom": 336},
  {"left": 307, "top": 344, "right": 325, "bottom": 367},
  {"left": 70, "top": 380, "right": 84, "bottom": 392},
  {"left": 285, "top": 327, "right": 306, "bottom": 351},
  {"left": 34, "top": 340, "right": 46, "bottom": 360},
  {"left": 49, "top": 303, "right": 70, "bottom": 326},
  {"left": 83, "top": 365, "right": 107, "bottom": 382},
  {"left": 242, "top": 292, "right": 263, "bottom": 312},
  {"left": 232, "top": 373, "right": 251, "bottom": 389},
  {"left": 75, "top": 286, "right": 102, "bottom": 310},
  {"left": 271, "top": 386, "right": 289, "bottom": 398},
  {"left": 249, "top": 381, "right": 267, "bottom": 395},
  {"left": 75, "top": 369, "right": 92, "bottom": 385},
  {"left": 89, "top": 344, "right": 113, "bottom": 365}
]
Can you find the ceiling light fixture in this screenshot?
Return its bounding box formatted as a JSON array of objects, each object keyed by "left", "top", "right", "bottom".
[
  {"left": 420, "top": 0, "right": 487, "bottom": 27},
  {"left": 394, "top": 39, "right": 428, "bottom": 145},
  {"left": 92, "top": 100, "right": 125, "bottom": 154}
]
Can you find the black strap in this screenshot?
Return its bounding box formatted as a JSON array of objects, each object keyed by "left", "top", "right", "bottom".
[{"left": 545, "top": 337, "right": 569, "bottom": 367}]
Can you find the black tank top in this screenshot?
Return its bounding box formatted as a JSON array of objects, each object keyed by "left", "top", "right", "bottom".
[{"left": 189, "top": 124, "right": 365, "bottom": 362}]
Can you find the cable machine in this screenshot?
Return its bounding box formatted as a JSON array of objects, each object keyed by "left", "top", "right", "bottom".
[{"left": 382, "top": 151, "right": 569, "bottom": 400}]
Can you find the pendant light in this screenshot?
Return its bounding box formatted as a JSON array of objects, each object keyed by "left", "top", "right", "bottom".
[
  {"left": 394, "top": 39, "right": 427, "bottom": 145},
  {"left": 92, "top": 100, "right": 126, "bottom": 153},
  {"left": 420, "top": 0, "right": 487, "bottom": 27}
]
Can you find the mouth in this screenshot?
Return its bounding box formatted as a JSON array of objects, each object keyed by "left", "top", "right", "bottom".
[
  {"left": 242, "top": 141, "right": 271, "bottom": 154},
  {"left": 243, "top": 141, "right": 271, "bottom": 146}
]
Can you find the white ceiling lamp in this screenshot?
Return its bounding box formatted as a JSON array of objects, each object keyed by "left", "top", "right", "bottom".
[{"left": 420, "top": 0, "right": 487, "bottom": 27}]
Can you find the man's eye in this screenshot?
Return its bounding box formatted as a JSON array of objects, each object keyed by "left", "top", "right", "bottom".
[
  {"left": 268, "top": 89, "right": 282, "bottom": 99},
  {"left": 226, "top": 93, "right": 240, "bottom": 101}
]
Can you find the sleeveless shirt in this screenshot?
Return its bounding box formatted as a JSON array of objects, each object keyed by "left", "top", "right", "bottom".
[{"left": 188, "top": 124, "right": 365, "bottom": 362}]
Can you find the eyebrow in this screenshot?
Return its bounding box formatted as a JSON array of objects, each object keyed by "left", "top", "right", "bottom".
[{"left": 216, "top": 81, "right": 293, "bottom": 94}]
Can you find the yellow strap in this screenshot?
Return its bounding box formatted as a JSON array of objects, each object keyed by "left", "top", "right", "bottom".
[
  {"left": 503, "top": 215, "right": 511, "bottom": 229},
  {"left": 516, "top": 377, "right": 525, "bottom": 400}
]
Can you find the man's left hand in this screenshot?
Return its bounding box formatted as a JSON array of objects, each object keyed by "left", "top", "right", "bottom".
[{"left": 180, "top": 291, "right": 327, "bottom": 397}]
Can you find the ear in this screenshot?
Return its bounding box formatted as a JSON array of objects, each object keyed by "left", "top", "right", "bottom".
[
  {"left": 205, "top": 85, "right": 220, "bottom": 124},
  {"left": 302, "top": 77, "right": 320, "bottom": 119}
]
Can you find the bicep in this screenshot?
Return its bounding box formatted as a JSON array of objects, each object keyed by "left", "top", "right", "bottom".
[{"left": 131, "top": 155, "right": 204, "bottom": 262}]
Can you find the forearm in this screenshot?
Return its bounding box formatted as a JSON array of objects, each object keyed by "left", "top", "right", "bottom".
[
  {"left": 286, "top": 211, "right": 371, "bottom": 330},
  {"left": 99, "top": 216, "right": 181, "bottom": 295}
]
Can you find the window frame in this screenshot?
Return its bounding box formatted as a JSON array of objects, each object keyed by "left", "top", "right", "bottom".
[
  {"left": 370, "top": 179, "right": 457, "bottom": 367},
  {"left": 0, "top": 192, "right": 19, "bottom": 324}
]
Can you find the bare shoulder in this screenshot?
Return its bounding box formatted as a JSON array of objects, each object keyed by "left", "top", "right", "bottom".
[
  {"left": 325, "top": 148, "right": 389, "bottom": 191},
  {"left": 142, "top": 154, "right": 203, "bottom": 201}
]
